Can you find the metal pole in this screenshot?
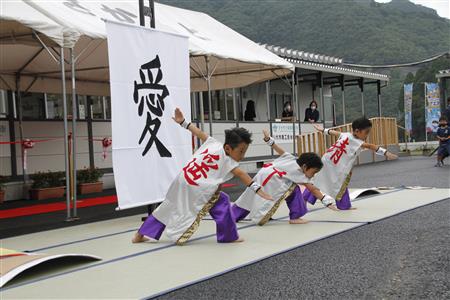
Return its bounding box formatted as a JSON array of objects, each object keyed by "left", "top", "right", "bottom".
[
  {"left": 377, "top": 80, "right": 382, "bottom": 117},
  {"left": 205, "top": 56, "right": 213, "bottom": 136},
  {"left": 232, "top": 88, "right": 238, "bottom": 127},
  {"left": 319, "top": 72, "right": 325, "bottom": 127},
  {"left": 296, "top": 72, "right": 301, "bottom": 134},
  {"left": 341, "top": 75, "right": 346, "bottom": 124},
  {"left": 292, "top": 72, "right": 296, "bottom": 154},
  {"left": 60, "top": 48, "right": 71, "bottom": 221},
  {"left": 199, "top": 91, "right": 205, "bottom": 131},
  {"left": 15, "top": 75, "right": 26, "bottom": 183},
  {"left": 265, "top": 81, "right": 271, "bottom": 121},
  {"left": 360, "top": 78, "right": 365, "bottom": 116},
  {"left": 71, "top": 48, "right": 78, "bottom": 218},
  {"left": 424, "top": 83, "right": 428, "bottom": 145}
]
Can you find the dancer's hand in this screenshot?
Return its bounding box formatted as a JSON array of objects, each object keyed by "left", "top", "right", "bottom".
[
  {"left": 386, "top": 152, "right": 398, "bottom": 160},
  {"left": 172, "top": 107, "right": 185, "bottom": 124},
  {"left": 257, "top": 189, "right": 273, "bottom": 201},
  {"left": 327, "top": 204, "right": 339, "bottom": 211},
  {"left": 313, "top": 123, "right": 323, "bottom": 132},
  {"left": 263, "top": 129, "right": 270, "bottom": 141}
]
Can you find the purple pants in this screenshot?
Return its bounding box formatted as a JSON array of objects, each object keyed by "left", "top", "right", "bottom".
[
  {"left": 303, "top": 187, "right": 352, "bottom": 210},
  {"left": 138, "top": 192, "right": 239, "bottom": 243},
  {"left": 231, "top": 186, "right": 308, "bottom": 222}
]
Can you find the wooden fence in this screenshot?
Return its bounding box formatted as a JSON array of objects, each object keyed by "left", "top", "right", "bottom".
[{"left": 297, "top": 117, "right": 399, "bottom": 156}]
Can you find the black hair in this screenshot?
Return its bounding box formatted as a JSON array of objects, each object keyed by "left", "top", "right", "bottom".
[
  {"left": 224, "top": 127, "right": 252, "bottom": 148},
  {"left": 244, "top": 100, "right": 256, "bottom": 121},
  {"left": 439, "top": 116, "right": 448, "bottom": 122},
  {"left": 296, "top": 152, "right": 323, "bottom": 170},
  {"left": 352, "top": 117, "right": 372, "bottom": 131}
]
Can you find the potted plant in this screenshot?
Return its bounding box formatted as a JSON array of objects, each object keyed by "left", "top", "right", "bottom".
[
  {"left": 77, "top": 167, "right": 103, "bottom": 195},
  {"left": 0, "top": 175, "right": 6, "bottom": 204},
  {"left": 30, "top": 171, "right": 65, "bottom": 200}
]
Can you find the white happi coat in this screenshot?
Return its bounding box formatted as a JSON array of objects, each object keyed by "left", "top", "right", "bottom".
[
  {"left": 312, "top": 132, "right": 364, "bottom": 200},
  {"left": 152, "top": 137, "right": 238, "bottom": 241},
  {"left": 234, "top": 152, "right": 310, "bottom": 224}
]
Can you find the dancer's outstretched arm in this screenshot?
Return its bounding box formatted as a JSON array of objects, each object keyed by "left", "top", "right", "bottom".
[
  {"left": 304, "top": 183, "right": 338, "bottom": 211},
  {"left": 172, "top": 107, "right": 208, "bottom": 142},
  {"left": 313, "top": 123, "right": 341, "bottom": 137},
  {"left": 262, "top": 129, "right": 286, "bottom": 155},
  {"left": 361, "top": 143, "right": 398, "bottom": 160},
  {"left": 232, "top": 167, "right": 273, "bottom": 201}
]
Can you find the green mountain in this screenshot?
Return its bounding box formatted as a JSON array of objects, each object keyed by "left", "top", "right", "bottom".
[
  {"left": 159, "top": 0, "right": 450, "bottom": 140},
  {"left": 160, "top": 0, "right": 449, "bottom": 64}
]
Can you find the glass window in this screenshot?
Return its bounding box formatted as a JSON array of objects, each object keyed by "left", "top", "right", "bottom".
[
  {"left": 21, "top": 92, "right": 45, "bottom": 119},
  {"left": 77, "top": 95, "right": 87, "bottom": 120},
  {"left": 104, "top": 96, "right": 111, "bottom": 119},
  {"left": 0, "top": 90, "right": 8, "bottom": 118},
  {"left": 225, "top": 89, "right": 236, "bottom": 121},
  {"left": 91, "top": 96, "right": 105, "bottom": 119},
  {"left": 46, "top": 94, "right": 76, "bottom": 120}
]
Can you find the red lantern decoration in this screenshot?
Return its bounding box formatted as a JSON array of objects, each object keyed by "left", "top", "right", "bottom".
[
  {"left": 22, "top": 139, "right": 35, "bottom": 170},
  {"left": 102, "top": 137, "right": 112, "bottom": 160}
]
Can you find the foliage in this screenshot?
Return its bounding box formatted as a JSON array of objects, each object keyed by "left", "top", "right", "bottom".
[
  {"left": 77, "top": 167, "right": 103, "bottom": 184},
  {"left": 30, "top": 171, "right": 65, "bottom": 189},
  {"left": 160, "top": 0, "right": 450, "bottom": 138}
]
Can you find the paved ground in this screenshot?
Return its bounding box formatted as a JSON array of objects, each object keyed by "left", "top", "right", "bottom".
[{"left": 154, "top": 156, "right": 450, "bottom": 300}]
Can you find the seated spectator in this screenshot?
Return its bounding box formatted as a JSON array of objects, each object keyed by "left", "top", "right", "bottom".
[
  {"left": 304, "top": 100, "right": 319, "bottom": 123},
  {"left": 281, "top": 101, "right": 294, "bottom": 121}
]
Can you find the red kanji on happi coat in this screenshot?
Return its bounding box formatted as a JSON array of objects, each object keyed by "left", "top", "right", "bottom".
[
  {"left": 327, "top": 137, "right": 349, "bottom": 164},
  {"left": 183, "top": 149, "right": 220, "bottom": 186},
  {"left": 261, "top": 163, "right": 287, "bottom": 186}
]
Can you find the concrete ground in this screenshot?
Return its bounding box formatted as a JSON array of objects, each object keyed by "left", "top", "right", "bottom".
[{"left": 154, "top": 156, "right": 450, "bottom": 300}]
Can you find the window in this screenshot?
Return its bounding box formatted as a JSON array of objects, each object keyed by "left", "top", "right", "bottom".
[
  {"left": 104, "top": 96, "right": 111, "bottom": 119},
  {"left": 46, "top": 93, "right": 72, "bottom": 119},
  {"left": 21, "top": 92, "right": 45, "bottom": 119},
  {"left": 90, "top": 96, "right": 105, "bottom": 119},
  {"left": 0, "top": 90, "right": 8, "bottom": 119}
]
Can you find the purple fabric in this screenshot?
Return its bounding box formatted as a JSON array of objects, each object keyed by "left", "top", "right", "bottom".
[
  {"left": 335, "top": 188, "right": 351, "bottom": 210},
  {"left": 303, "top": 188, "right": 317, "bottom": 205},
  {"left": 138, "top": 214, "right": 166, "bottom": 240},
  {"left": 209, "top": 192, "right": 239, "bottom": 243},
  {"left": 285, "top": 186, "right": 308, "bottom": 220},
  {"left": 303, "top": 187, "right": 352, "bottom": 210},
  {"left": 231, "top": 204, "right": 250, "bottom": 223}
]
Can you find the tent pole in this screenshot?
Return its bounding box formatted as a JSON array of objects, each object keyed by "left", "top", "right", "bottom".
[
  {"left": 360, "top": 78, "right": 365, "bottom": 116},
  {"left": 292, "top": 72, "right": 297, "bottom": 154},
  {"left": 15, "top": 75, "right": 26, "bottom": 184},
  {"left": 205, "top": 56, "right": 213, "bottom": 136},
  {"left": 296, "top": 71, "right": 301, "bottom": 134},
  {"left": 199, "top": 92, "right": 205, "bottom": 131},
  {"left": 60, "top": 48, "right": 71, "bottom": 221},
  {"left": 71, "top": 48, "right": 78, "bottom": 219}
]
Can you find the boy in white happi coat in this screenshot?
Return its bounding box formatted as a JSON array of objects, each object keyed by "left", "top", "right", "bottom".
[
  {"left": 304, "top": 117, "right": 398, "bottom": 210},
  {"left": 231, "top": 130, "right": 337, "bottom": 226},
  {"left": 133, "top": 108, "right": 272, "bottom": 245}
]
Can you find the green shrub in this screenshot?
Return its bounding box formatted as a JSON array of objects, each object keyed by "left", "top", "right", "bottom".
[
  {"left": 77, "top": 167, "right": 103, "bottom": 184},
  {"left": 30, "top": 171, "right": 65, "bottom": 189}
]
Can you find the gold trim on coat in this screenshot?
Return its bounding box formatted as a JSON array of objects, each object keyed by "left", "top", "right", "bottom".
[
  {"left": 258, "top": 183, "right": 297, "bottom": 226},
  {"left": 176, "top": 191, "right": 221, "bottom": 245}
]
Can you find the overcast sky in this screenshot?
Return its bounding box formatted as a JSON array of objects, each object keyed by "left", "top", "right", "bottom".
[{"left": 375, "top": 0, "right": 449, "bottom": 19}]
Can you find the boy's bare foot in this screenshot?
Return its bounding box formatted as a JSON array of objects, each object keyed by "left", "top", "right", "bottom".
[
  {"left": 232, "top": 237, "right": 244, "bottom": 243},
  {"left": 289, "top": 218, "right": 309, "bottom": 224},
  {"left": 132, "top": 233, "right": 149, "bottom": 243}
]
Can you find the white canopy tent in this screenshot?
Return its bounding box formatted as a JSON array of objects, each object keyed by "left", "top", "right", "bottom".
[
  {"left": 1, "top": 0, "right": 294, "bottom": 217},
  {"left": 1, "top": 0, "right": 293, "bottom": 95}
]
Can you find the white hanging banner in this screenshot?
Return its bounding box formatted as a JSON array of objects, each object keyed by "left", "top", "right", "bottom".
[{"left": 106, "top": 21, "right": 191, "bottom": 210}]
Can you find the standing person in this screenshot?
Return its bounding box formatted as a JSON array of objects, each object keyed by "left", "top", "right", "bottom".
[
  {"left": 435, "top": 116, "right": 450, "bottom": 167},
  {"left": 133, "top": 108, "right": 272, "bottom": 245},
  {"left": 304, "top": 100, "right": 320, "bottom": 123},
  {"left": 231, "top": 129, "right": 337, "bottom": 226},
  {"left": 244, "top": 100, "right": 256, "bottom": 121},
  {"left": 281, "top": 101, "right": 294, "bottom": 121},
  {"left": 304, "top": 117, "right": 398, "bottom": 210}
]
